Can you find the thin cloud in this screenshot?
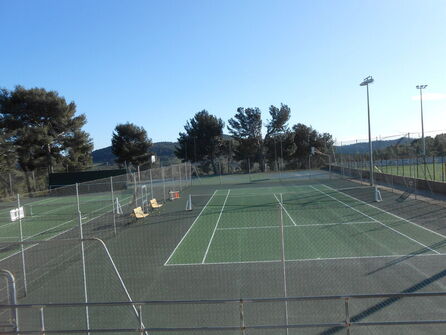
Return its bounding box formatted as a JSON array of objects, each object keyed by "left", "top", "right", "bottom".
[{"left": 411, "top": 93, "right": 446, "bottom": 101}]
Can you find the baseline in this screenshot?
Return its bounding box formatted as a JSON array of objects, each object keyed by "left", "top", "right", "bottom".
[{"left": 164, "top": 252, "right": 446, "bottom": 267}]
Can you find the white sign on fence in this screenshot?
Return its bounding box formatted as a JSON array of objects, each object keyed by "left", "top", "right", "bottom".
[{"left": 10, "top": 206, "right": 24, "bottom": 222}]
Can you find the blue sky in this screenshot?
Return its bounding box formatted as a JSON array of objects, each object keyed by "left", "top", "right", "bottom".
[{"left": 1, "top": 0, "right": 445, "bottom": 149}]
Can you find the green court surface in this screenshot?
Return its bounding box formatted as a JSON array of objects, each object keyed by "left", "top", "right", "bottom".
[
  {"left": 165, "top": 184, "right": 446, "bottom": 265},
  {"left": 379, "top": 162, "right": 446, "bottom": 182},
  {"left": 0, "top": 191, "right": 134, "bottom": 259}
]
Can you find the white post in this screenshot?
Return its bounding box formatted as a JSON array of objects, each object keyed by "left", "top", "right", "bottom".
[
  {"left": 76, "top": 184, "right": 90, "bottom": 334},
  {"left": 279, "top": 193, "right": 289, "bottom": 335},
  {"left": 17, "top": 194, "right": 28, "bottom": 296},
  {"left": 110, "top": 177, "right": 117, "bottom": 236},
  {"left": 149, "top": 169, "right": 154, "bottom": 200}
]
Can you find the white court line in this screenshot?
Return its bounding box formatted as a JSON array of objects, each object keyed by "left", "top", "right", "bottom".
[
  {"left": 273, "top": 194, "right": 297, "bottom": 226},
  {"left": 163, "top": 190, "right": 218, "bottom": 266},
  {"left": 202, "top": 189, "right": 231, "bottom": 264},
  {"left": 216, "top": 221, "right": 378, "bottom": 231},
  {"left": 324, "top": 184, "right": 446, "bottom": 240},
  {"left": 164, "top": 252, "right": 446, "bottom": 266},
  {"left": 218, "top": 225, "right": 290, "bottom": 230},
  {"left": 311, "top": 185, "right": 440, "bottom": 255}
]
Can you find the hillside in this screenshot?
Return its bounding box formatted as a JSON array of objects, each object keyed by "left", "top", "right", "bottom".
[
  {"left": 92, "top": 141, "right": 178, "bottom": 165},
  {"left": 335, "top": 137, "right": 412, "bottom": 154}
]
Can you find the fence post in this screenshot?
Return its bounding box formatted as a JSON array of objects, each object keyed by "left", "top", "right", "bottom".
[
  {"left": 110, "top": 177, "right": 117, "bottom": 236},
  {"left": 239, "top": 299, "right": 246, "bottom": 335},
  {"left": 416, "top": 157, "right": 419, "bottom": 179},
  {"left": 76, "top": 183, "right": 90, "bottom": 335},
  {"left": 248, "top": 159, "right": 251, "bottom": 182},
  {"left": 186, "top": 163, "right": 188, "bottom": 186},
  {"left": 171, "top": 165, "right": 175, "bottom": 190},
  {"left": 39, "top": 307, "right": 45, "bottom": 335},
  {"left": 178, "top": 164, "right": 183, "bottom": 191},
  {"left": 442, "top": 156, "right": 445, "bottom": 182},
  {"left": 16, "top": 194, "right": 28, "bottom": 296},
  {"left": 9, "top": 173, "right": 13, "bottom": 196},
  {"left": 161, "top": 166, "right": 166, "bottom": 201},
  {"left": 32, "top": 170, "right": 36, "bottom": 192},
  {"left": 402, "top": 159, "right": 404, "bottom": 177},
  {"left": 138, "top": 305, "right": 144, "bottom": 335},
  {"left": 433, "top": 156, "right": 436, "bottom": 181},
  {"left": 344, "top": 297, "right": 351, "bottom": 335},
  {"left": 278, "top": 193, "right": 289, "bottom": 335},
  {"left": 133, "top": 173, "right": 138, "bottom": 207},
  {"left": 149, "top": 169, "right": 154, "bottom": 199}
]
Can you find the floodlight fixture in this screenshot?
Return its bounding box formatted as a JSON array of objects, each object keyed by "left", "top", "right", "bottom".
[
  {"left": 360, "top": 76, "right": 374, "bottom": 86},
  {"left": 416, "top": 84, "right": 427, "bottom": 90}
]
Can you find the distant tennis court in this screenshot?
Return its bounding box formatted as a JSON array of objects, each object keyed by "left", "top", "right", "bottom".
[{"left": 166, "top": 184, "right": 446, "bottom": 265}]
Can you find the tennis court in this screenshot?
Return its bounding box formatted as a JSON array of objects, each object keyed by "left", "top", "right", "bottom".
[
  {"left": 166, "top": 184, "right": 446, "bottom": 265},
  {"left": 0, "top": 190, "right": 135, "bottom": 260},
  {"left": 3, "top": 170, "right": 446, "bottom": 334}
]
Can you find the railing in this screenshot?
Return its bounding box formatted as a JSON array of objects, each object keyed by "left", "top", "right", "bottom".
[
  {"left": 0, "top": 270, "right": 18, "bottom": 332},
  {"left": 2, "top": 291, "right": 446, "bottom": 334}
]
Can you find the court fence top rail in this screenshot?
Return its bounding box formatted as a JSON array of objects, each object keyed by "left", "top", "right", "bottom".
[{"left": 3, "top": 291, "right": 446, "bottom": 334}]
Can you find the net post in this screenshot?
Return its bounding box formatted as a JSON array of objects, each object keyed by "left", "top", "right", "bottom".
[
  {"left": 16, "top": 193, "right": 28, "bottom": 296},
  {"left": 110, "top": 176, "right": 117, "bottom": 236},
  {"left": 186, "top": 194, "right": 192, "bottom": 211},
  {"left": 76, "top": 183, "right": 90, "bottom": 335}
]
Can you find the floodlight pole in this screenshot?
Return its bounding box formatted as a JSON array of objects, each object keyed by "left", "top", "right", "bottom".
[
  {"left": 416, "top": 85, "right": 427, "bottom": 177},
  {"left": 360, "top": 76, "right": 374, "bottom": 186}
]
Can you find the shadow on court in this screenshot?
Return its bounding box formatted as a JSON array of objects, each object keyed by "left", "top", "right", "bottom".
[{"left": 319, "top": 268, "right": 446, "bottom": 334}]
